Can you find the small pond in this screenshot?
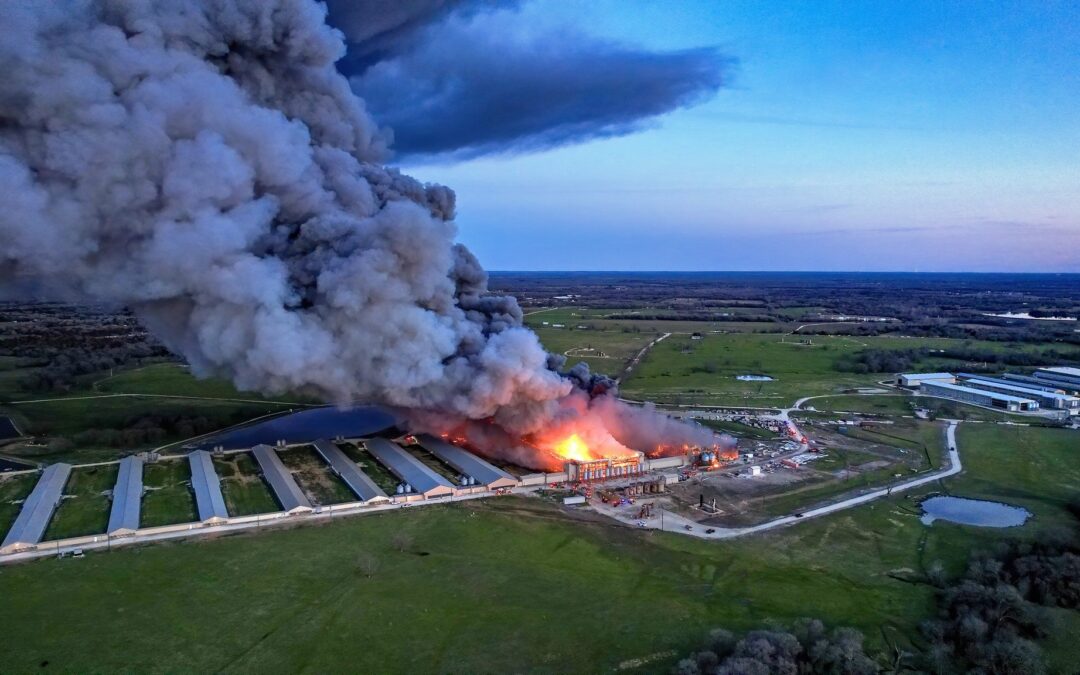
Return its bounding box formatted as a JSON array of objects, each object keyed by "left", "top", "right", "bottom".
[
  {"left": 736, "top": 375, "right": 775, "bottom": 382},
  {"left": 189, "top": 405, "right": 399, "bottom": 450},
  {"left": 920, "top": 496, "right": 1031, "bottom": 528}
]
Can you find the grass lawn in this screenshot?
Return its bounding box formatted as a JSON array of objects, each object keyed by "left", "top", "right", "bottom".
[
  {"left": 213, "top": 453, "right": 280, "bottom": 516},
  {"left": 0, "top": 472, "right": 38, "bottom": 537},
  {"left": 699, "top": 419, "right": 780, "bottom": 441},
  {"left": 94, "top": 363, "right": 315, "bottom": 404},
  {"left": 0, "top": 425, "right": 1075, "bottom": 672},
  {"left": 277, "top": 446, "right": 355, "bottom": 506},
  {"left": 43, "top": 464, "right": 119, "bottom": 540},
  {"left": 141, "top": 459, "right": 197, "bottom": 528}
]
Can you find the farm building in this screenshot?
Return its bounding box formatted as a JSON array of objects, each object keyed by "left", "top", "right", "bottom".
[
  {"left": 107, "top": 455, "right": 143, "bottom": 536},
  {"left": 415, "top": 435, "right": 517, "bottom": 490},
  {"left": 365, "top": 438, "right": 454, "bottom": 499},
  {"left": 1, "top": 463, "right": 72, "bottom": 554},
  {"left": 311, "top": 439, "right": 389, "bottom": 504},
  {"left": 1002, "top": 372, "right": 1080, "bottom": 396},
  {"left": 920, "top": 380, "right": 1038, "bottom": 412},
  {"left": 188, "top": 450, "right": 229, "bottom": 524},
  {"left": 896, "top": 372, "right": 955, "bottom": 387},
  {"left": 957, "top": 374, "right": 1080, "bottom": 413},
  {"left": 1034, "top": 367, "right": 1080, "bottom": 387},
  {"left": 251, "top": 445, "right": 313, "bottom": 514}
]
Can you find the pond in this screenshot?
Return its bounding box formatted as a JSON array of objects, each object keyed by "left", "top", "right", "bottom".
[
  {"left": 736, "top": 375, "right": 775, "bottom": 382},
  {"left": 920, "top": 496, "right": 1031, "bottom": 528},
  {"left": 189, "top": 405, "right": 399, "bottom": 450}
]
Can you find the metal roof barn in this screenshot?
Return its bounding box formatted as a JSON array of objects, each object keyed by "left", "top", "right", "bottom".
[
  {"left": 188, "top": 450, "right": 229, "bottom": 523},
  {"left": 1, "top": 463, "right": 72, "bottom": 554},
  {"left": 107, "top": 455, "right": 143, "bottom": 536},
  {"left": 920, "top": 380, "right": 1039, "bottom": 411},
  {"left": 365, "top": 438, "right": 454, "bottom": 499},
  {"left": 312, "top": 439, "right": 389, "bottom": 503},
  {"left": 1002, "top": 372, "right": 1080, "bottom": 396},
  {"left": 958, "top": 374, "right": 1080, "bottom": 410},
  {"left": 415, "top": 434, "right": 517, "bottom": 490},
  {"left": 251, "top": 445, "right": 313, "bottom": 514}
]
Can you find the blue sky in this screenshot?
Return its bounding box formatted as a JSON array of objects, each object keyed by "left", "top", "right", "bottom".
[{"left": 402, "top": 0, "right": 1080, "bottom": 272}]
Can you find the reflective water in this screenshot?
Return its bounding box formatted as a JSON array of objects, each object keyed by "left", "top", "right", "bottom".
[
  {"left": 920, "top": 496, "right": 1031, "bottom": 528},
  {"left": 736, "top": 375, "right": 775, "bottom": 381},
  {"left": 190, "top": 406, "right": 398, "bottom": 450}
]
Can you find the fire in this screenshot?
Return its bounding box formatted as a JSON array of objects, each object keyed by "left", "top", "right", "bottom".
[
  {"left": 531, "top": 424, "right": 640, "bottom": 470},
  {"left": 554, "top": 433, "right": 594, "bottom": 462}
]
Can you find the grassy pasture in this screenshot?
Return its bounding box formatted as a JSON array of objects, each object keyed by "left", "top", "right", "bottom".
[
  {"left": 43, "top": 464, "right": 118, "bottom": 540},
  {"left": 0, "top": 472, "right": 38, "bottom": 537},
  {"left": 141, "top": 459, "right": 197, "bottom": 527},
  {"left": 213, "top": 453, "right": 279, "bottom": 516},
  {"left": 277, "top": 446, "right": 355, "bottom": 506}
]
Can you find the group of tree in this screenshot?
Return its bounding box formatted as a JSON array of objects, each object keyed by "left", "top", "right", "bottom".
[
  {"left": 835, "top": 345, "right": 1080, "bottom": 374},
  {"left": 919, "top": 528, "right": 1080, "bottom": 674},
  {"left": 672, "top": 619, "right": 878, "bottom": 675}
]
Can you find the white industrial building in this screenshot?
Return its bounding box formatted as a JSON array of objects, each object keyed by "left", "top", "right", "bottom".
[
  {"left": 188, "top": 450, "right": 229, "bottom": 524},
  {"left": 107, "top": 455, "right": 143, "bottom": 537},
  {"left": 1002, "top": 372, "right": 1080, "bottom": 395},
  {"left": 365, "top": 438, "right": 454, "bottom": 499},
  {"left": 1, "top": 463, "right": 72, "bottom": 554},
  {"left": 957, "top": 374, "right": 1080, "bottom": 413},
  {"left": 251, "top": 445, "right": 313, "bottom": 514},
  {"left": 312, "top": 439, "right": 390, "bottom": 504},
  {"left": 415, "top": 434, "right": 518, "bottom": 490},
  {"left": 1034, "top": 367, "right": 1080, "bottom": 387},
  {"left": 920, "top": 380, "right": 1038, "bottom": 412},
  {"left": 897, "top": 372, "right": 955, "bottom": 387}
]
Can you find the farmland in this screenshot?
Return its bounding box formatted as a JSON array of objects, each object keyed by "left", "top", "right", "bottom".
[{"left": 0, "top": 425, "right": 1077, "bottom": 673}]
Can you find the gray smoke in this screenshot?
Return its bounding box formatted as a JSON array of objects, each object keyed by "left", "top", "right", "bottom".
[
  {"left": 0, "top": 0, "right": 567, "bottom": 427},
  {"left": 0, "top": 0, "right": 721, "bottom": 465}
]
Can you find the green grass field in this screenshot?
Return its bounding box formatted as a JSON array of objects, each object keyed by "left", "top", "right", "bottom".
[
  {"left": 0, "top": 425, "right": 1075, "bottom": 673},
  {"left": 277, "top": 446, "right": 356, "bottom": 506},
  {"left": 43, "top": 464, "right": 118, "bottom": 540},
  {"left": 0, "top": 472, "right": 38, "bottom": 537},
  {"left": 213, "top": 453, "right": 280, "bottom": 516},
  {"left": 141, "top": 459, "right": 197, "bottom": 527},
  {"left": 94, "top": 363, "right": 315, "bottom": 404},
  {"left": 621, "top": 332, "right": 1080, "bottom": 408}
]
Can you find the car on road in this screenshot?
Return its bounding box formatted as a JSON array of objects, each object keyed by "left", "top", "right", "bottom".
[{"left": 705, "top": 528, "right": 716, "bottom": 534}]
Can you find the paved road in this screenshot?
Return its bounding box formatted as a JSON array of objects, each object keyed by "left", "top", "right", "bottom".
[{"left": 633, "top": 421, "right": 961, "bottom": 540}]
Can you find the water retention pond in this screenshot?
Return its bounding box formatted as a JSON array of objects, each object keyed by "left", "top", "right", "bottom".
[{"left": 920, "top": 496, "right": 1031, "bottom": 528}]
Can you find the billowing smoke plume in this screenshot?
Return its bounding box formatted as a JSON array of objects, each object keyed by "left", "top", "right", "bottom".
[{"left": 0, "top": 0, "right": 720, "bottom": 467}]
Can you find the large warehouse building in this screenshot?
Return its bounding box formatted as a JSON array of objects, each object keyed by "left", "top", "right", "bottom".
[
  {"left": 189, "top": 450, "right": 229, "bottom": 524},
  {"left": 107, "top": 455, "right": 143, "bottom": 537},
  {"left": 365, "top": 438, "right": 454, "bottom": 499},
  {"left": 957, "top": 374, "right": 1080, "bottom": 413},
  {"left": 252, "top": 445, "right": 313, "bottom": 514},
  {"left": 415, "top": 435, "right": 518, "bottom": 490},
  {"left": 897, "top": 372, "right": 955, "bottom": 387},
  {"left": 1, "top": 463, "right": 72, "bottom": 554},
  {"left": 312, "top": 439, "right": 390, "bottom": 504},
  {"left": 1002, "top": 372, "right": 1080, "bottom": 395},
  {"left": 920, "top": 380, "right": 1039, "bottom": 412},
  {"left": 1034, "top": 367, "right": 1080, "bottom": 387}
]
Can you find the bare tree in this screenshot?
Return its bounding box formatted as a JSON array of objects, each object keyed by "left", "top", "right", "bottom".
[
  {"left": 356, "top": 551, "right": 379, "bottom": 578},
  {"left": 391, "top": 531, "right": 414, "bottom": 553}
]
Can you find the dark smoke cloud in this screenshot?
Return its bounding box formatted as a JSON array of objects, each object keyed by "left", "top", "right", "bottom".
[
  {"left": 0, "top": 0, "right": 566, "bottom": 428},
  {"left": 0, "top": 0, "right": 723, "bottom": 469},
  {"left": 326, "top": 0, "right": 728, "bottom": 161}
]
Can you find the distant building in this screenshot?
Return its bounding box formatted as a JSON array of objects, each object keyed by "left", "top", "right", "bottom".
[
  {"left": 957, "top": 374, "right": 1079, "bottom": 413},
  {"left": 1035, "top": 367, "right": 1080, "bottom": 387},
  {"left": 920, "top": 381, "right": 1038, "bottom": 412},
  {"left": 896, "top": 372, "right": 955, "bottom": 387}
]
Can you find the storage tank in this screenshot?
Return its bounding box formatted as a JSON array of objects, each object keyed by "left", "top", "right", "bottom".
[{"left": 396, "top": 484, "right": 404, "bottom": 495}]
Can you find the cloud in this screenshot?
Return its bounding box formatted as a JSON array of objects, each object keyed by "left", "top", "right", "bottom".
[{"left": 326, "top": 1, "right": 728, "bottom": 161}]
